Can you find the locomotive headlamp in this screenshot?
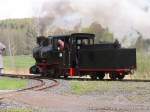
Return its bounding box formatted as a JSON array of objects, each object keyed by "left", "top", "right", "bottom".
[{"left": 59, "top": 53, "right": 63, "bottom": 57}]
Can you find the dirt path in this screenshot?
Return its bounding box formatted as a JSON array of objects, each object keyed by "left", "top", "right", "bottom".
[{"left": 3, "top": 91, "right": 149, "bottom": 112}]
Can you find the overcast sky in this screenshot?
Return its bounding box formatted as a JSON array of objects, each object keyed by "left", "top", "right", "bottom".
[{"left": 0, "top": 0, "right": 150, "bottom": 39}]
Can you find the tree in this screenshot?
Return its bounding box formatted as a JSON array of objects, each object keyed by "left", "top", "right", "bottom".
[
  {"left": 0, "top": 18, "right": 37, "bottom": 55},
  {"left": 134, "top": 31, "right": 144, "bottom": 51},
  {"left": 82, "top": 21, "right": 114, "bottom": 43}
]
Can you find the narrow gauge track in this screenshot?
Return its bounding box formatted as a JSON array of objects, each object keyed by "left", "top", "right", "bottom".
[{"left": 0, "top": 74, "right": 60, "bottom": 99}]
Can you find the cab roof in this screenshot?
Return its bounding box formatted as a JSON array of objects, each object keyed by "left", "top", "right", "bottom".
[{"left": 48, "top": 33, "right": 95, "bottom": 40}]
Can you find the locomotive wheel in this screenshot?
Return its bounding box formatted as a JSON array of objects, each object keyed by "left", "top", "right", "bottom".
[
  {"left": 53, "top": 74, "right": 60, "bottom": 79},
  {"left": 98, "top": 73, "right": 105, "bottom": 80},
  {"left": 117, "top": 74, "right": 125, "bottom": 80},
  {"left": 53, "top": 68, "right": 61, "bottom": 79},
  {"left": 91, "top": 75, "right": 97, "bottom": 80},
  {"left": 42, "top": 73, "right": 49, "bottom": 77},
  {"left": 63, "top": 70, "right": 68, "bottom": 79},
  {"left": 30, "top": 65, "right": 39, "bottom": 74},
  {"left": 52, "top": 72, "right": 60, "bottom": 78},
  {"left": 48, "top": 68, "right": 60, "bottom": 78},
  {"left": 109, "top": 74, "right": 117, "bottom": 80},
  {"left": 64, "top": 75, "right": 68, "bottom": 79}
]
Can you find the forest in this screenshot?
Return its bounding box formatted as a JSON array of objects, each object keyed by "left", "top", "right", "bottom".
[{"left": 0, "top": 18, "right": 149, "bottom": 56}]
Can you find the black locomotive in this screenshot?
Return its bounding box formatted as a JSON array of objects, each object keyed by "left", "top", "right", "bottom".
[{"left": 30, "top": 33, "right": 136, "bottom": 80}]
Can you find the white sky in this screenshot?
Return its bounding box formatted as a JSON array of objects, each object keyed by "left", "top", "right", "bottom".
[
  {"left": 0, "top": 0, "right": 32, "bottom": 19},
  {"left": 0, "top": 0, "right": 59, "bottom": 19},
  {"left": 0, "top": 0, "right": 149, "bottom": 19},
  {"left": 0, "top": 0, "right": 150, "bottom": 39}
]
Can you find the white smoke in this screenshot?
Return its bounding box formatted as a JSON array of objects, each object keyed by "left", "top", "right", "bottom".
[
  {"left": 32, "top": 0, "right": 150, "bottom": 39},
  {"left": 71, "top": 0, "right": 150, "bottom": 39}
]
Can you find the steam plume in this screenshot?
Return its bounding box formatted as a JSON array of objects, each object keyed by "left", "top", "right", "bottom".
[{"left": 33, "top": 0, "right": 150, "bottom": 39}]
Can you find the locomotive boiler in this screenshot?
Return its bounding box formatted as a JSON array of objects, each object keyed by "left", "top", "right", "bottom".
[{"left": 30, "top": 33, "right": 136, "bottom": 80}]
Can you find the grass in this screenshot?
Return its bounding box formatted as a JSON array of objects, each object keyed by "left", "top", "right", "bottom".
[
  {"left": 4, "top": 55, "right": 35, "bottom": 70},
  {"left": 70, "top": 80, "right": 150, "bottom": 95},
  {"left": 0, "top": 109, "right": 32, "bottom": 112},
  {"left": 71, "top": 81, "right": 112, "bottom": 94},
  {"left": 0, "top": 77, "right": 27, "bottom": 90},
  {"left": 134, "top": 52, "right": 150, "bottom": 79}
]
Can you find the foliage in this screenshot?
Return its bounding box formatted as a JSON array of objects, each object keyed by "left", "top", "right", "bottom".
[
  {"left": 133, "top": 52, "right": 150, "bottom": 79},
  {"left": 82, "top": 21, "right": 114, "bottom": 43},
  {"left": 0, "top": 18, "right": 37, "bottom": 55},
  {"left": 0, "top": 18, "right": 150, "bottom": 55},
  {"left": 132, "top": 31, "right": 150, "bottom": 52}
]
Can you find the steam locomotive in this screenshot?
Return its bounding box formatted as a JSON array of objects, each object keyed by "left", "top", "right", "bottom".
[{"left": 30, "top": 33, "right": 136, "bottom": 80}]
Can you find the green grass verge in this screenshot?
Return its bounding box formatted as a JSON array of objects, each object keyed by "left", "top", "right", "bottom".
[
  {"left": 71, "top": 81, "right": 112, "bottom": 94},
  {"left": 4, "top": 55, "right": 35, "bottom": 70},
  {"left": 0, "top": 109, "right": 32, "bottom": 112},
  {"left": 70, "top": 80, "right": 148, "bottom": 95},
  {"left": 134, "top": 52, "right": 150, "bottom": 79},
  {"left": 0, "top": 77, "right": 27, "bottom": 90}
]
